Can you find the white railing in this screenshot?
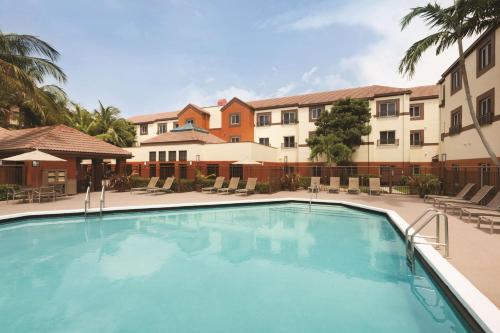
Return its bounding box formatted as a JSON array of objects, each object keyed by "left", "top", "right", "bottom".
[
  {"left": 84, "top": 186, "right": 91, "bottom": 217},
  {"left": 99, "top": 181, "right": 105, "bottom": 216}
]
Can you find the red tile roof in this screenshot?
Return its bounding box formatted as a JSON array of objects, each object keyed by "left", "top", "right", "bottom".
[
  {"left": 142, "top": 130, "right": 225, "bottom": 145},
  {"left": 128, "top": 110, "right": 179, "bottom": 124},
  {"left": 409, "top": 85, "right": 440, "bottom": 100},
  {"left": 0, "top": 125, "right": 132, "bottom": 158}
]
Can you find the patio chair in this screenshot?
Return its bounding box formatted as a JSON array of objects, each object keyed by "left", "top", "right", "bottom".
[
  {"left": 131, "top": 177, "right": 159, "bottom": 193},
  {"left": 236, "top": 178, "right": 257, "bottom": 196},
  {"left": 328, "top": 177, "right": 340, "bottom": 193},
  {"left": 148, "top": 177, "right": 175, "bottom": 194},
  {"left": 32, "top": 186, "right": 56, "bottom": 203},
  {"left": 434, "top": 185, "right": 494, "bottom": 213},
  {"left": 369, "top": 177, "right": 381, "bottom": 195},
  {"left": 459, "top": 191, "right": 500, "bottom": 222},
  {"left": 308, "top": 177, "right": 321, "bottom": 193},
  {"left": 347, "top": 177, "right": 360, "bottom": 194},
  {"left": 202, "top": 176, "right": 225, "bottom": 193},
  {"left": 6, "top": 186, "right": 31, "bottom": 203},
  {"left": 424, "top": 183, "right": 475, "bottom": 203},
  {"left": 478, "top": 215, "right": 500, "bottom": 234},
  {"left": 218, "top": 177, "right": 240, "bottom": 194}
]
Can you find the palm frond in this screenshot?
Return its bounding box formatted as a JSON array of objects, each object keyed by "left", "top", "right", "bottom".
[{"left": 399, "top": 32, "right": 443, "bottom": 77}]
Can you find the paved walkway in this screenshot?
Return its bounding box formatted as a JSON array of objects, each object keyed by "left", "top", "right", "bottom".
[{"left": 1, "top": 190, "right": 500, "bottom": 307}]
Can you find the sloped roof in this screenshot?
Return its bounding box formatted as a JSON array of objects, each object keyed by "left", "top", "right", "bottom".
[
  {"left": 178, "top": 103, "right": 210, "bottom": 117},
  {"left": 142, "top": 130, "right": 225, "bottom": 145},
  {"left": 128, "top": 110, "right": 179, "bottom": 124},
  {"left": 171, "top": 123, "right": 209, "bottom": 133},
  {"left": 409, "top": 85, "right": 439, "bottom": 100},
  {"left": 0, "top": 125, "right": 132, "bottom": 158}
]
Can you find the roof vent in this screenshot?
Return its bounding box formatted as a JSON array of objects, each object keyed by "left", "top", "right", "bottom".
[{"left": 217, "top": 98, "right": 227, "bottom": 106}]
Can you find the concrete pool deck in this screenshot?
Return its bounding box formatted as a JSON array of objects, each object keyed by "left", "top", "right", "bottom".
[{"left": 1, "top": 190, "right": 500, "bottom": 309}]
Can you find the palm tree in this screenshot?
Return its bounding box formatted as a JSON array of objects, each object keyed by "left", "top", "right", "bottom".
[
  {"left": 399, "top": 0, "right": 500, "bottom": 166},
  {"left": 309, "top": 134, "right": 352, "bottom": 166},
  {"left": 91, "top": 101, "right": 136, "bottom": 147},
  {"left": 0, "top": 31, "right": 67, "bottom": 125},
  {"left": 67, "top": 103, "right": 94, "bottom": 134}
]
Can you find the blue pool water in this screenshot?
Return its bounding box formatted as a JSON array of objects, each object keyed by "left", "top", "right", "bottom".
[{"left": 0, "top": 203, "right": 470, "bottom": 332}]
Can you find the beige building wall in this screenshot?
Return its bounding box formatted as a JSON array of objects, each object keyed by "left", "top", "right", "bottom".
[{"left": 438, "top": 27, "right": 500, "bottom": 164}]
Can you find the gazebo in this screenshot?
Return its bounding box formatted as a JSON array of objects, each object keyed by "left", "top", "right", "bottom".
[{"left": 0, "top": 125, "right": 132, "bottom": 193}]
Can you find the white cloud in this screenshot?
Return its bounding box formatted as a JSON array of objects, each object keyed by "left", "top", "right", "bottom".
[
  {"left": 205, "top": 77, "right": 215, "bottom": 83},
  {"left": 274, "top": 82, "right": 296, "bottom": 97},
  {"left": 301, "top": 66, "right": 318, "bottom": 82}
]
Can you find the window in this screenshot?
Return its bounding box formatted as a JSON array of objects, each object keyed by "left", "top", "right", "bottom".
[
  {"left": 259, "top": 138, "right": 270, "bottom": 146},
  {"left": 450, "top": 68, "right": 462, "bottom": 94},
  {"left": 159, "top": 163, "right": 175, "bottom": 179},
  {"left": 309, "top": 106, "right": 324, "bottom": 122},
  {"left": 149, "top": 151, "right": 156, "bottom": 162},
  {"left": 312, "top": 166, "right": 322, "bottom": 177},
  {"left": 140, "top": 124, "right": 148, "bottom": 135},
  {"left": 230, "top": 136, "right": 240, "bottom": 143},
  {"left": 158, "top": 151, "right": 166, "bottom": 162},
  {"left": 157, "top": 123, "right": 168, "bottom": 134},
  {"left": 179, "top": 150, "right": 187, "bottom": 161},
  {"left": 282, "top": 136, "right": 296, "bottom": 148},
  {"left": 308, "top": 131, "right": 316, "bottom": 140},
  {"left": 168, "top": 151, "right": 176, "bottom": 161},
  {"left": 450, "top": 107, "right": 462, "bottom": 135},
  {"left": 409, "top": 103, "right": 424, "bottom": 120},
  {"left": 179, "top": 164, "right": 187, "bottom": 179},
  {"left": 230, "top": 165, "right": 243, "bottom": 178},
  {"left": 410, "top": 130, "right": 424, "bottom": 146},
  {"left": 379, "top": 131, "right": 396, "bottom": 145},
  {"left": 480, "top": 163, "right": 491, "bottom": 186},
  {"left": 476, "top": 88, "right": 494, "bottom": 126},
  {"left": 477, "top": 35, "right": 495, "bottom": 77},
  {"left": 149, "top": 164, "right": 156, "bottom": 177},
  {"left": 173, "top": 122, "right": 179, "bottom": 128},
  {"left": 377, "top": 100, "right": 398, "bottom": 117},
  {"left": 257, "top": 113, "right": 271, "bottom": 126},
  {"left": 186, "top": 118, "right": 194, "bottom": 125},
  {"left": 207, "top": 164, "right": 219, "bottom": 177},
  {"left": 412, "top": 165, "right": 421, "bottom": 176},
  {"left": 282, "top": 110, "right": 298, "bottom": 124},
  {"left": 230, "top": 113, "right": 240, "bottom": 126}
]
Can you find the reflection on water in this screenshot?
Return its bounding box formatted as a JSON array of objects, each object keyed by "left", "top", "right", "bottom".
[{"left": 0, "top": 203, "right": 470, "bottom": 333}]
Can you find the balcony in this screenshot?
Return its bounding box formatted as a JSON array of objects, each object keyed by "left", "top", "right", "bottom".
[
  {"left": 449, "top": 124, "right": 462, "bottom": 135},
  {"left": 281, "top": 120, "right": 299, "bottom": 125},
  {"left": 377, "top": 139, "right": 399, "bottom": 146},
  {"left": 478, "top": 112, "right": 493, "bottom": 126},
  {"left": 281, "top": 142, "right": 298, "bottom": 149}
]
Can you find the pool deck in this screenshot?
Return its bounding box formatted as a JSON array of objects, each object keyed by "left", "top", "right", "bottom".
[{"left": 1, "top": 190, "right": 500, "bottom": 309}]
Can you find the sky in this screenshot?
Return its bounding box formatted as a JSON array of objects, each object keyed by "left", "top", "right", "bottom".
[{"left": 1, "top": 0, "right": 466, "bottom": 117}]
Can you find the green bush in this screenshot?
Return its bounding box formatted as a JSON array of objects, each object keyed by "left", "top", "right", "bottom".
[
  {"left": 297, "top": 176, "right": 311, "bottom": 190},
  {"left": 0, "top": 184, "right": 18, "bottom": 201},
  {"left": 255, "top": 183, "right": 270, "bottom": 194},
  {"left": 409, "top": 174, "right": 441, "bottom": 198}
]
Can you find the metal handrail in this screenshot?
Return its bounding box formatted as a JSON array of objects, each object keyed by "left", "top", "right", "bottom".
[
  {"left": 309, "top": 184, "right": 320, "bottom": 211},
  {"left": 84, "top": 186, "right": 91, "bottom": 217},
  {"left": 99, "top": 181, "right": 105, "bottom": 216},
  {"left": 405, "top": 208, "right": 440, "bottom": 245},
  {"left": 410, "top": 212, "right": 449, "bottom": 257}
]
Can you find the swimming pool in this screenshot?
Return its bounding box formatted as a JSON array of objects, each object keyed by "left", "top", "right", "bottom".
[{"left": 0, "top": 202, "right": 481, "bottom": 332}]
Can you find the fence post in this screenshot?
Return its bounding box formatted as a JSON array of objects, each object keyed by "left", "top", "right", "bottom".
[{"left": 389, "top": 168, "right": 393, "bottom": 194}]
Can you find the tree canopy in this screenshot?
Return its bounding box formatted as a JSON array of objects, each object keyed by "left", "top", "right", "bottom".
[{"left": 307, "top": 98, "right": 371, "bottom": 165}]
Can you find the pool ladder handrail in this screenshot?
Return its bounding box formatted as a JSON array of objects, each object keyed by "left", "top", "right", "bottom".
[
  {"left": 84, "top": 186, "right": 91, "bottom": 217},
  {"left": 99, "top": 181, "right": 105, "bottom": 216},
  {"left": 309, "top": 184, "right": 320, "bottom": 210},
  {"left": 406, "top": 208, "right": 449, "bottom": 272}
]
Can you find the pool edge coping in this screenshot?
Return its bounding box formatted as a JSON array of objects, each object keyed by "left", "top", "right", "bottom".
[{"left": 0, "top": 197, "right": 499, "bottom": 332}]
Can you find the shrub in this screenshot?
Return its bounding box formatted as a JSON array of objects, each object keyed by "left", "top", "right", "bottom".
[
  {"left": 255, "top": 183, "right": 270, "bottom": 194},
  {"left": 281, "top": 174, "right": 301, "bottom": 191},
  {"left": 409, "top": 174, "right": 441, "bottom": 198},
  {"left": 0, "top": 184, "right": 18, "bottom": 201},
  {"left": 297, "top": 176, "right": 311, "bottom": 190}
]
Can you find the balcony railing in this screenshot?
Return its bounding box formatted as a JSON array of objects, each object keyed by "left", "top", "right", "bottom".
[
  {"left": 256, "top": 122, "right": 271, "bottom": 127},
  {"left": 478, "top": 112, "right": 493, "bottom": 126},
  {"left": 281, "top": 142, "right": 298, "bottom": 149},
  {"left": 281, "top": 120, "right": 299, "bottom": 125},
  {"left": 449, "top": 124, "right": 462, "bottom": 135},
  {"left": 377, "top": 139, "right": 399, "bottom": 146}
]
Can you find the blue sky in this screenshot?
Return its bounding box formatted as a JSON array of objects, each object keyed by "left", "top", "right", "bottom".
[{"left": 1, "top": 0, "right": 459, "bottom": 117}]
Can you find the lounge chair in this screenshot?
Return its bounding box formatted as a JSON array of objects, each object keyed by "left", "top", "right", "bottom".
[
  {"left": 202, "top": 176, "right": 225, "bottom": 193},
  {"left": 308, "top": 177, "right": 321, "bottom": 193},
  {"left": 424, "top": 183, "right": 475, "bottom": 203},
  {"left": 218, "top": 177, "right": 240, "bottom": 194},
  {"left": 33, "top": 186, "right": 56, "bottom": 203},
  {"left": 328, "top": 177, "right": 340, "bottom": 193},
  {"left": 347, "top": 177, "right": 360, "bottom": 194},
  {"left": 148, "top": 177, "right": 175, "bottom": 194},
  {"left": 6, "top": 186, "right": 32, "bottom": 203},
  {"left": 131, "top": 177, "right": 159, "bottom": 193},
  {"left": 478, "top": 215, "right": 500, "bottom": 234},
  {"left": 369, "top": 177, "right": 381, "bottom": 195},
  {"left": 236, "top": 178, "right": 257, "bottom": 196},
  {"left": 434, "top": 185, "right": 494, "bottom": 213},
  {"left": 459, "top": 191, "right": 500, "bottom": 222}
]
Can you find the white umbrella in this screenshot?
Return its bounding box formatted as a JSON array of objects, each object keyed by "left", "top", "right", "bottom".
[
  {"left": 232, "top": 159, "right": 263, "bottom": 165},
  {"left": 3, "top": 150, "right": 66, "bottom": 162}
]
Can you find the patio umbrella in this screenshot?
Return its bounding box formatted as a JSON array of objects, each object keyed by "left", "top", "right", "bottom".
[
  {"left": 2, "top": 149, "right": 66, "bottom": 162},
  {"left": 232, "top": 159, "right": 263, "bottom": 165}
]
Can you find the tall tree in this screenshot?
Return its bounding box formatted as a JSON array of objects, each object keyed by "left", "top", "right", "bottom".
[
  {"left": 307, "top": 98, "right": 371, "bottom": 165},
  {"left": 67, "top": 103, "right": 93, "bottom": 133},
  {"left": 91, "top": 101, "right": 136, "bottom": 147},
  {"left": 399, "top": 0, "right": 500, "bottom": 166}
]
